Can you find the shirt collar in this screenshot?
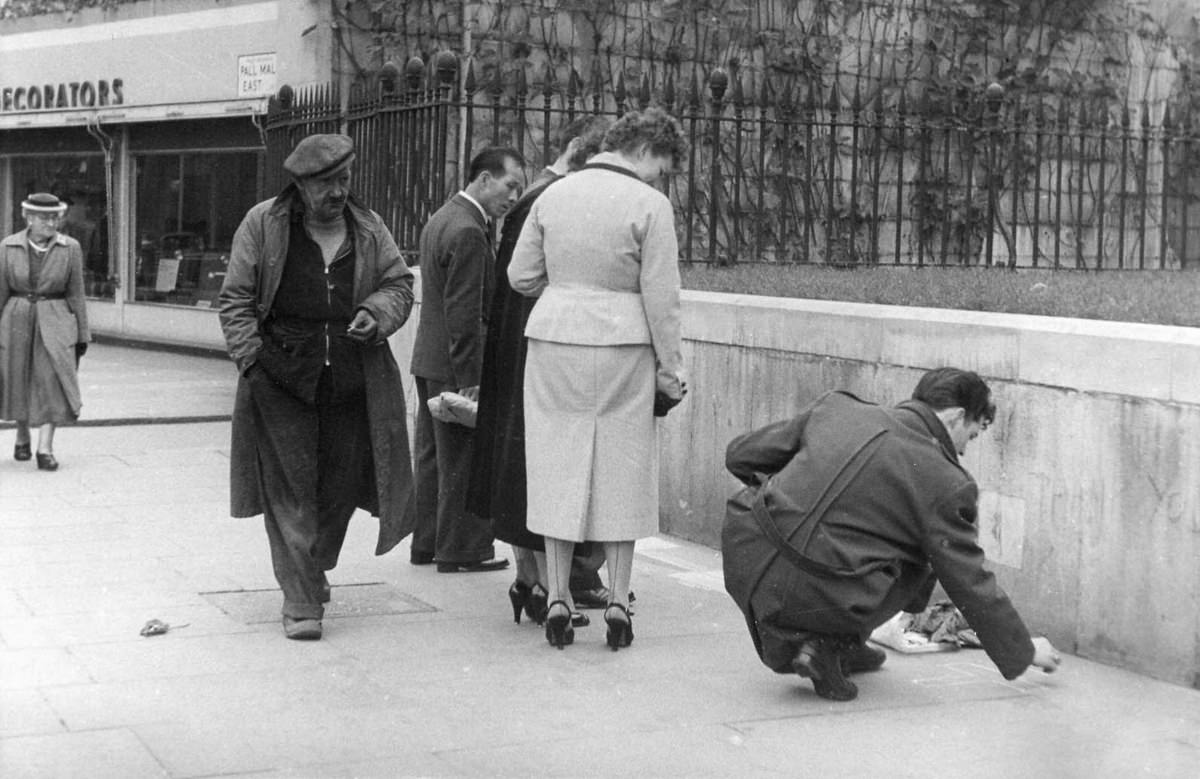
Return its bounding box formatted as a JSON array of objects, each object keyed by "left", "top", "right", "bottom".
[{"left": 458, "top": 191, "right": 489, "bottom": 222}]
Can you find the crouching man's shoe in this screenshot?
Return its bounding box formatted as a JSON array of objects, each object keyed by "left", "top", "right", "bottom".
[
  {"left": 840, "top": 641, "right": 887, "bottom": 675},
  {"left": 791, "top": 637, "right": 858, "bottom": 701},
  {"left": 283, "top": 616, "right": 322, "bottom": 641}
]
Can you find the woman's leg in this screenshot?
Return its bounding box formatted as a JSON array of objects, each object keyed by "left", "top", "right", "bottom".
[
  {"left": 603, "top": 541, "right": 635, "bottom": 610},
  {"left": 544, "top": 537, "right": 575, "bottom": 615},
  {"left": 36, "top": 423, "right": 56, "bottom": 454},
  {"left": 512, "top": 545, "right": 539, "bottom": 587},
  {"left": 602, "top": 540, "right": 636, "bottom": 649},
  {"left": 15, "top": 421, "right": 31, "bottom": 446},
  {"left": 533, "top": 549, "right": 548, "bottom": 588}
]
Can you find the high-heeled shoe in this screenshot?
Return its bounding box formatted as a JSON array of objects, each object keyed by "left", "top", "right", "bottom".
[
  {"left": 36, "top": 452, "right": 58, "bottom": 471},
  {"left": 525, "top": 583, "right": 549, "bottom": 625},
  {"left": 508, "top": 580, "right": 532, "bottom": 624},
  {"left": 14, "top": 442, "right": 31, "bottom": 461},
  {"left": 544, "top": 600, "right": 574, "bottom": 649},
  {"left": 604, "top": 603, "right": 634, "bottom": 651}
]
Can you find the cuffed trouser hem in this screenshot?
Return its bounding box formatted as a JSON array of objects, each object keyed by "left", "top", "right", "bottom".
[
  {"left": 435, "top": 546, "right": 498, "bottom": 565},
  {"left": 282, "top": 601, "right": 324, "bottom": 620}
]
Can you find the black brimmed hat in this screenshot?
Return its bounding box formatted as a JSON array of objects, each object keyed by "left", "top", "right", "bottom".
[
  {"left": 283, "top": 134, "right": 356, "bottom": 179},
  {"left": 21, "top": 193, "right": 67, "bottom": 213}
]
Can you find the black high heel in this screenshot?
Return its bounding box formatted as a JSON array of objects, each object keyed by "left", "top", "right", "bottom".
[
  {"left": 508, "top": 580, "right": 532, "bottom": 624},
  {"left": 14, "top": 442, "right": 31, "bottom": 461},
  {"left": 544, "top": 600, "right": 574, "bottom": 649},
  {"left": 525, "top": 583, "right": 549, "bottom": 625},
  {"left": 604, "top": 603, "right": 633, "bottom": 651},
  {"left": 36, "top": 452, "right": 58, "bottom": 471}
]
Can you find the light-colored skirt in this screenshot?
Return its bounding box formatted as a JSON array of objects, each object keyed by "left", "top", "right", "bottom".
[{"left": 523, "top": 339, "right": 658, "bottom": 542}]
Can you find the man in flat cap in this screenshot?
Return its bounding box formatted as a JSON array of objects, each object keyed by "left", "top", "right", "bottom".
[{"left": 219, "top": 133, "right": 416, "bottom": 640}]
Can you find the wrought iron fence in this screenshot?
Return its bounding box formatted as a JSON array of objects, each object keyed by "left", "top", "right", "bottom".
[{"left": 264, "top": 55, "right": 1199, "bottom": 269}]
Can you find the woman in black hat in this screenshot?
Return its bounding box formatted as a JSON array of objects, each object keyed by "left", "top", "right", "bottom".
[{"left": 0, "top": 193, "right": 91, "bottom": 471}]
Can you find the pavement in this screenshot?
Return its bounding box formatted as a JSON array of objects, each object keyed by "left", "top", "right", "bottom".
[{"left": 1, "top": 342, "right": 1198, "bottom": 778}]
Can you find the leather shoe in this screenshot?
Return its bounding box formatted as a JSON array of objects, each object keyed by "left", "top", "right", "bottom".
[
  {"left": 410, "top": 550, "right": 435, "bottom": 565},
  {"left": 14, "top": 442, "right": 31, "bottom": 461},
  {"left": 36, "top": 452, "right": 58, "bottom": 471},
  {"left": 840, "top": 642, "right": 887, "bottom": 675},
  {"left": 571, "top": 586, "right": 611, "bottom": 609},
  {"left": 436, "top": 558, "right": 510, "bottom": 573},
  {"left": 792, "top": 637, "right": 858, "bottom": 701},
  {"left": 282, "top": 616, "right": 322, "bottom": 640}
]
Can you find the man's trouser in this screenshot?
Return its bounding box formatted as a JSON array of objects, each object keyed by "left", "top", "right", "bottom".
[
  {"left": 249, "top": 369, "right": 370, "bottom": 620},
  {"left": 412, "top": 377, "right": 497, "bottom": 564},
  {"left": 747, "top": 563, "right": 934, "bottom": 673}
]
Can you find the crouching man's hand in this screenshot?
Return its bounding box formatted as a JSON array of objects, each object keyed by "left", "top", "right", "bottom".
[{"left": 1030, "top": 636, "right": 1062, "bottom": 673}]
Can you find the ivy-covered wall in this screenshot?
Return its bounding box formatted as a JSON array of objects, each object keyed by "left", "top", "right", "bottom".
[{"left": 349, "top": 0, "right": 1196, "bottom": 116}]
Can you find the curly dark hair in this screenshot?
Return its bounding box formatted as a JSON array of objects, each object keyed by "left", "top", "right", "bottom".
[
  {"left": 912, "top": 367, "right": 996, "bottom": 425},
  {"left": 555, "top": 115, "right": 611, "bottom": 170},
  {"left": 601, "top": 107, "right": 688, "bottom": 168}
]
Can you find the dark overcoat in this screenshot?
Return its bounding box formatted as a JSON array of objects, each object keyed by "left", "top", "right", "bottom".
[
  {"left": 0, "top": 230, "right": 90, "bottom": 423},
  {"left": 466, "top": 169, "right": 560, "bottom": 548},
  {"left": 218, "top": 187, "right": 416, "bottom": 555},
  {"left": 722, "top": 391, "right": 1035, "bottom": 680}
]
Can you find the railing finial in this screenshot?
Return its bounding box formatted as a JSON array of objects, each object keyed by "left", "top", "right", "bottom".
[{"left": 708, "top": 68, "right": 728, "bottom": 102}]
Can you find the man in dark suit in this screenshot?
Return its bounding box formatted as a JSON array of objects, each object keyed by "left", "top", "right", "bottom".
[
  {"left": 410, "top": 147, "right": 525, "bottom": 573},
  {"left": 722, "top": 368, "right": 1061, "bottom": 700}
]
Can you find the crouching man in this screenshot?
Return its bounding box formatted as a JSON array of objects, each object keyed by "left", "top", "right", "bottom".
[{"left": 721, "top": 368, "right": 1060, "bottom": 701}]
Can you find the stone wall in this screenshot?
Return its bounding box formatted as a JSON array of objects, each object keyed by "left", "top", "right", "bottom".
[{"left": 658, "top": 292, "right": 1200, "bottom": 688}]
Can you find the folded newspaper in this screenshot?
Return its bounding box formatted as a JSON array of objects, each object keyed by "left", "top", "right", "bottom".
[{"left": 427, "top": 391, "right": 477, "bottom": 428}]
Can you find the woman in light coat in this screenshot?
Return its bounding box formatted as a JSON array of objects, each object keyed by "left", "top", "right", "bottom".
[
  {"left": 0, "top": 193, "right": 91, "bottom": 471},
  {"left": 508, "top": 108, "right": 688, "bottom": 650}
]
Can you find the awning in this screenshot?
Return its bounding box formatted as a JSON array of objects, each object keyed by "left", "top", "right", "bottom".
[{"left": 0, "top": 97, "right": 268, "bottom": 130}]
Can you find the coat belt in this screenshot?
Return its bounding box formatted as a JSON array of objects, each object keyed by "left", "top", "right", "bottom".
[{"left": 25, "top": 292, "right": 66, "bottom": 302}]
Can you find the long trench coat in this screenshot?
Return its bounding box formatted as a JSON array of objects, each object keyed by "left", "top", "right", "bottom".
[
  {"left": 0, "top": 230, "right": 90, "bottom": 423},
  {"left": 219, "top": 187, "right": 416, "bottom": 555},
  {"left": 722, "top": 391, "right": 1035, "bottom": 680},
  {"left": 466, "top": 168, "right": 560, "bottom": 549}
]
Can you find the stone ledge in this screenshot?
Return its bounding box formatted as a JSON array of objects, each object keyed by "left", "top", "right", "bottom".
[{"left": 681, "top": 290, "right": 1200, "bottom": 404}]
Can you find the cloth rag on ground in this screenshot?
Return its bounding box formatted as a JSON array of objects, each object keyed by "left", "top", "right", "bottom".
[{"left": 869, "top": 601, "right": 982, "bottom": 653}]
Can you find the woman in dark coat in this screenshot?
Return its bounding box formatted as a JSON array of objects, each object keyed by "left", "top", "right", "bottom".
[
  {"left": 0, "top": 193, "right": 91, "bottom": 471},
  {"left": 468, "top": 117, "right": 610, "bottom": 625}
]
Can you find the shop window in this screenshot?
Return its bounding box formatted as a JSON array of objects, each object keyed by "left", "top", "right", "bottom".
[
  {"left": 10, "top": 155, "right": 113, "bottom": 300},
  {"left": 133, "top": 150, "right": 259, "bottom": 308}
]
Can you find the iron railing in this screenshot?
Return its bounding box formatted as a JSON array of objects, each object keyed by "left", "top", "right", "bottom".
[{"left": 265, "top": 56, "right": 1199, "bottom": 269}]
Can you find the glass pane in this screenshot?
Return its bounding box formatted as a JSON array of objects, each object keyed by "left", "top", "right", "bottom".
[
  {"left": 10, "top": 155, "right": 113, "bottom": 300},
  {"left": 133, "top": 150, "right": 260, "bottom": 308}
]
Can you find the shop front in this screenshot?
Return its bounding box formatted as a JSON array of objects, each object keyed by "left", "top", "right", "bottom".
[{"left": 0, "top": 0, "right": 333, "bottom": 350}]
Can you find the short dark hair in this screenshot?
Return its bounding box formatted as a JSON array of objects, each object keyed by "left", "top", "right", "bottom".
[
  {"left": 602, "top": 107, "right": 688, "bottom": 168},
  {"left": 912, "top": 368, "right": 996, "bottom": 425},
  {"left": 467, "top": 147, "right": 525, "bottom": 183},
  {"left": 554, "top": 115, "right": 610, "bottom": 170}
]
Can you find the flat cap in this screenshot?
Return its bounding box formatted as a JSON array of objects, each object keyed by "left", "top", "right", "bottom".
[
  {"left": 284, "top": 133, "right": 356, "bottom": 179},
  {"left": 21, "top": 192, "right": 67, "bottom": 213}
]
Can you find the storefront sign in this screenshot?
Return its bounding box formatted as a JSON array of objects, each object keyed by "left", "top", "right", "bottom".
[
  {"left": 1, "top": 79, "right": 124, "bottom": 112},
  {"left": 237, "top": 53, "right": 276, "bottom": 98}
]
